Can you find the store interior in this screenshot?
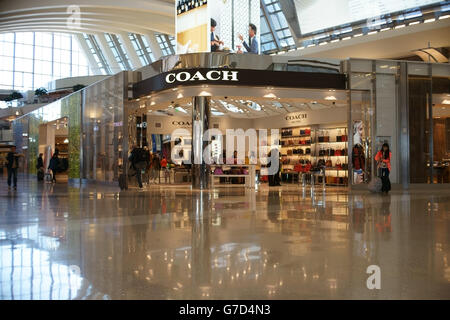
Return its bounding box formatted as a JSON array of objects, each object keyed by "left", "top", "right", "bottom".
[
  {"left": 38, "top": 117, "right": 69, "bottom": 182},
  {"left": 128, "top": 86, "right": 369, "bottom": 187}
]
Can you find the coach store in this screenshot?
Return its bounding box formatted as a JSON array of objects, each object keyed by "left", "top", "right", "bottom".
[{"left": 125, "top": 53, "right": 375, "bottom": 189}]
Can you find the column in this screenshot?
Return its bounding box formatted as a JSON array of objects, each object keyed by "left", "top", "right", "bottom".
[
  {"left": 191, "top": 96, "right": 211, "bottom": 189},
  {"left": 117, "top": 32, "right": 143, "bottom": 69},
  {"left": 143, "top": 32, "right": 163, "bottom": 60},
  {"left": 74, "top": 34, "right": 102, "bottom": 75}
]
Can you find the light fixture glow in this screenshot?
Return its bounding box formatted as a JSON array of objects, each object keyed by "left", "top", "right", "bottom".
[
  {"left": 442, "top": 99, "right": 450, "bottom": 105},
  {"left": 409, "top": 21, "right": 420, "bottom": 25},
  {"left": 424, "top": 18, "right": 435, "bottom": 23},
  {"left": 439, "top": 15, "right": 450, "bottom": 20},
  {"left": 264, "top": 93, "right": 277, "bottom": 99},
  {"left": 395, "top": 24, "right": 405, "bottom": 29}
]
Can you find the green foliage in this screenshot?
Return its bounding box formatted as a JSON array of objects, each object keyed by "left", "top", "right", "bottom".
[{"left": 34, "top": 87, "right": 48, "bottom": 96}]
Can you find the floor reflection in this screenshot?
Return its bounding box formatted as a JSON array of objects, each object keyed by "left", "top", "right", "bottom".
[{"left": 0, "top": 179, "right": 449, "bottom": 299}]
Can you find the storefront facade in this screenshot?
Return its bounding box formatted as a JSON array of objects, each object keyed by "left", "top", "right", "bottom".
[{"left": 12, "top": 53, "right": 450, "bottom": 189}]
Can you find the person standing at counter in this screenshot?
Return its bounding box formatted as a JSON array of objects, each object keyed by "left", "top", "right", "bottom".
[
  {"left": 238, "top": 23, "right": 259, "bottom": 54},
  {"left": 375, "top": 143, "right": 392, "bottom": 194}
]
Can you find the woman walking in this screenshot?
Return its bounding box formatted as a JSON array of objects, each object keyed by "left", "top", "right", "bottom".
[{"left": 375, "top": 143, "right": 392, "bottom": 194}]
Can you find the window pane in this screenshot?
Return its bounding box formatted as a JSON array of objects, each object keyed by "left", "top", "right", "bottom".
[
  {"left": 0, "top": 70, "right": 13, "bottom": 88},
  {"left": 14, "top": 57, "right": 33, "bottom": 73},
  {"left": 0, "top": 56, "right": 13, "bottom": 70},
  {"left": 0, "top": 41, "right": 14, "bottom": 56},
  {"left": 15, "top": 32, "right": 34, "bottom": 44},
  {"left": 15, "top": 44, "right": 34, "bottom": 59}
]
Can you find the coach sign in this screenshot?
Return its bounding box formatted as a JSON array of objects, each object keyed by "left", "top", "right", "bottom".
[
  {"left": 132, "top": 68, "right": 346, "bottom": 99},
  {"left": 165, "top": 70, "right": 239, "bottom": 84}
]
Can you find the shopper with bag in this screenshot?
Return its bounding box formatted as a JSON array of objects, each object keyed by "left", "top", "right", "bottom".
[{"left": 375, "top": 143, "right": 392, "bottom": 194}]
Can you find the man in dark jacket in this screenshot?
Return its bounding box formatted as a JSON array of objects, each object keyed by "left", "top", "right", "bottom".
[
  {"left": 6, "top": 146, "right": 24, "bottom": 190},
  {"left": 48, "top": 150, "right": 60, "bottom": 183},
  {"left": 36, "top": 153, "right": 44, "bottom": 181},
  {"left": 129, "top": 145, "right": 149, "bottom": 189}
]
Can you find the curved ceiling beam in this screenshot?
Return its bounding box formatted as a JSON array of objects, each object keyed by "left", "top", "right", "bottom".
[
  {"left": 0, "top": 0, "right": 176, "bottom": 34},
  {"left": 0, "top": 17, "right": 173, "bottom": 35}
]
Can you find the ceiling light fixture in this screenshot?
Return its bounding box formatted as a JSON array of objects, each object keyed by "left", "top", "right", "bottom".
[{"left": 264, "top": 93, "right": 277, "bottom": 99}]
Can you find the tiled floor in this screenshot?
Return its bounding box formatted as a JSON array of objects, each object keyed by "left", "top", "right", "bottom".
[{"left": 0, "top": 176, "right": 449, "bottom": 299}]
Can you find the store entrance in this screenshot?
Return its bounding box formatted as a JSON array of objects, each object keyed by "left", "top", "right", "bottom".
[
  {"left": 432, "top": 93, "right": 450, "bottom": 183},
  {"left": 38, "top": 117, "right": 69, "bottom": 183},
  {"left": 127, "top": 87, "right": 366, "bottom": 188}
]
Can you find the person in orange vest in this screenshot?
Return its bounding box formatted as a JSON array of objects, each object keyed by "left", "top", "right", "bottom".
[{"left": 375, "top": 143, "right": 392, "bottom": 194}]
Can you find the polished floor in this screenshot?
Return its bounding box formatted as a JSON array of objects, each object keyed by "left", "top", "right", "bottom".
[{"left": 0, "top": 176, "right": 449, "bottom": 300}]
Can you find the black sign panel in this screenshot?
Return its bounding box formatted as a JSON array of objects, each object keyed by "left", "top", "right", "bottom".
[{"left": 132, "top": 68, "right": 347, "bottom": 99}]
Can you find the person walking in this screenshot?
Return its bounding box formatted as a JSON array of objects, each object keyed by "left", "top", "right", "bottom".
[
  {"left": 375, "top": 143, "right": 392, "bottom": 194},
  {"left": 36, "top": 153, "right": 45, "bottom": 181},
  {"left": 48, "top": 150, "right": 60, "bottom": 183},
  {"left": 129, "top": 145, "right": 149, "bottom": 189},
  {"left": 6, "top": 146, "right": 24, "bottom": 190},
  {"left": 150, "top": 153, "right": 161, "bottom": 184}
]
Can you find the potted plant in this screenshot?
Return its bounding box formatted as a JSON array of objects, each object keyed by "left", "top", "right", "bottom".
[
  {"left": 5, "top": 91, "right": 23, "bottom": 107},
  {"left": 34, "top": 87, "right": 48, "bottom": 103}
]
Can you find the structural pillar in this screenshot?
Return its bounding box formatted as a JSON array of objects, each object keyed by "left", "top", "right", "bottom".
[{"left": 191, "top": 96, "right": 211, "bottom": 189}]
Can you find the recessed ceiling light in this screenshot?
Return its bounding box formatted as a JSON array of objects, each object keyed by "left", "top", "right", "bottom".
[{"left": 424, "top": 18, "right": 435, "bottom": 23}]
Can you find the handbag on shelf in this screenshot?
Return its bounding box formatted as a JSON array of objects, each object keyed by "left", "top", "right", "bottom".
[
  {"left": 287, "top": 149, "right": 293, "bottom": 155},
  {"left": 336, "top": 159, "right": 342, "bottom": 170},
  {"left": 300, "top": 129, "right": 306, "bottom": 136},
  {"left": 318, "top": 130, "right": 324, "bottom": 143},
  {"left": 342, "top": 128, "right": 348, "bottom": 142},
  {"left": 298, "top": 148, "right": 304, "bottom": 155},
  {"left": 341, "top": 148, "right": 347, "bottom": 156},
  {"left": 214, "top": 167, "right": 224, "bottom": 175},
  {"left": 330, "top": 148, "right": 335, "bottom": 156},
  {"left": 325, "top": 157, "right": 333, "bottom": 167},
  {"left": 305, "top": 128, "right": 311, "bottom": 135},
  {"left": 288, "top": 140, "right": 294, "bottom": 145},
  {"left": 281, "top": 140, "right": 285, "bottom": 146},
  {"left": 342, "top": 163, "right": 348, "bottom": 170},
  {"left": 305, "top": 148, "right": 311, "bottom": 154},
  {"left": 335, "top": 149, "right": 342, "bottom": 156},
  {"left": 319, "top": 147, "right": 325, "bottom": 157},
  {"left": 336, "top": 129, "right": 342, "bottom": 142},
  {"left": 323, "top": 131, "right": 330, "bottom": 142}
]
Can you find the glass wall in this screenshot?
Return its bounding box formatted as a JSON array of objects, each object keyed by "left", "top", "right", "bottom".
[
  {"left": 13, "top": 92, "right": 82, "bottom": 179},
  {"left": 12, "top": 72, "right": 127, "bottom": 183},
  {"left": 82, "top": 72, "right": 126, "bottom": 182},
  {"left": 0, "top": 32, "right": 90, "bottom": 91}
]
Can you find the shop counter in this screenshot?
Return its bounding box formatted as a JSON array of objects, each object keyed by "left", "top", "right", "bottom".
[{"left": 210, "top": 164, "right": 256, "bottom": 188}]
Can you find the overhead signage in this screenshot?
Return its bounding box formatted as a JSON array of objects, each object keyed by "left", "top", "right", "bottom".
[
  {"left": 133, "top": 68, "right": 347, "bottom": 99},
  {"left": 165, "top": 70, "right": 239, "bottom": 84},
  {"left": 285, "top": 113, "right": 308, "bottom": 121}
]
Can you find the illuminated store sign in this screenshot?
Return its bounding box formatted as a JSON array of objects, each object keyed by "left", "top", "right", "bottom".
[
  {"left": 165, "top": 70, "right": 239, "bottom": 84},
  {"left": 285, "top": 113, "right": 308, "bottom": 121}
]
